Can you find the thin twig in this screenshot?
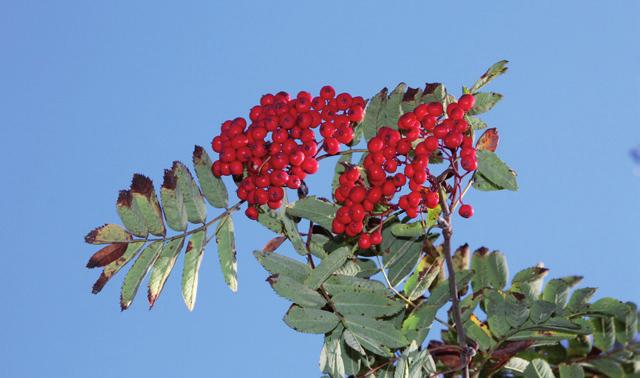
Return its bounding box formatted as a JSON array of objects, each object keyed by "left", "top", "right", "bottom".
[
  {"left": 97, "top": 200, "right": 244, "bottom": 244},
  {"left": 437, "top": 186, "right": 470, "bottom": 378},
  {"left": 316, "top": 148, "right": 369, "bottom": 161}
]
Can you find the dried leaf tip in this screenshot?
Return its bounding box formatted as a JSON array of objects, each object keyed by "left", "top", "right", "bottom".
[
  {"left": 162, "top": 169, "right": 178, "bottom": 190},
  {"left": 130, "top": 174, "right": 154, "bottom": 196},
  {"left": 193, "top": 145, "right": 205, "bottom": 161},
  {"left": 84, "top": 223, "right": 107, "bottom": 243},
  {"left": 474, "top": 246, "right": 490, "bottom": 256},
  {"left": 402, "top": 87, "right": 420, "bottom": 102},
  {"left": 424, "top": 82, "right": 441, "bottom": 94},
  {"left": 117, "top": 190, "right": 133, "bottom": 207}
]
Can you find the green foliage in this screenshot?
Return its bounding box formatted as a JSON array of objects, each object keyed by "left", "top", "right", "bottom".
[
  {"left": 86, "top": 146, "right": 238, "bottom": 310},
  {"left": 86, "top": 61, "right": 640, "bottom": 378},
  {"left": 473, "top": 150, "right": 518, "bottom": 191}
]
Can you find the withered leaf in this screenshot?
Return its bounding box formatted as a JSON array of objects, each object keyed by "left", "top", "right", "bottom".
[{"left": 86, "top": 243, "right": 128, "bottom": 268}]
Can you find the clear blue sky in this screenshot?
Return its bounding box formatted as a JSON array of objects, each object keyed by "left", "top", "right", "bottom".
[{"left": 1, "top": 1, "right": 639, "bottom": 377}]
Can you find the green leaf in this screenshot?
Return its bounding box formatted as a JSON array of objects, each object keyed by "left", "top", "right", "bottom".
[
  {"left": 182, "top": 230, "right": 206, "bottom": 311},
  {"left": 589, "top": 297, "right": 632, "bottom": 321},
  {"left": 403, "top": 254, "right": 443, "bottom": 301},
  {"left": 473, "top": 150, "right": 518, "bottom": 191},
  {"left": 257, "top": 207, "right": 284, "bottom": 234},
  {"left": 306, "top": 246, "right": 352, "bottom": 289},
  {"left": 486, "top": 290, "right": 511, "bottom": 337},
  {"left": 323, "top": 275, "right": 389, "bottom": 297},
  {"left": 471, "top": 249, "right": 509, "bottom": 291},
  {"left": 268, "top": 274, "right": 326, "bottom": 308},
  {"left": 558, "top": 363, "right": 585, "bottom": 378},
  {"left": 160, "top": 170, "right": 188, "bottom": 232},
  {"left": 543, "top": 276, "right": 582, "bottom": 308},
  {"left": 286, "top": 196, "right": 338, "bottom": 231},
  {"left": 215, "top": 215, "right": 237, "bottom": 292},
  {"left": 468, "top": 92, "right": 503, "bottom": 116},
  {"left": 283, "top": 305, "right": 339, "bottom": 334},
  {"left": 503, "top": 357, "right": 530, "bottom": 373},
  {"left": 614, "top": 302, "right": 637, "bottom": 344},
  {"left": 92, "top": 241, "right": 145, "bottom": 294},
  {"left": 530, "top": 300, "right": 557, "bottom": 323},
  {"left": 510, "top": 266, "right": 549, "bottom": 299},
  {"left": 193, "top": 145, "right": 228, "bottom": 208},
  {"left": 466, "top": 115, "right": 487, "bottom": 130},
  {"left": 308, "top": 233, "right": 330, "bottom": 259},
  {"left": 591, "top": 316, "right": 615, "bottom": 351},
  {"left": 390, "top": 222, "right": 424, "bottom": 238},
  {"left": 281, "top": 212, "right": 308, "bottom": 256},
  {"left": 172, "top": 161, "right": 207, "bottom": 224},
  {"left": 361, "top": 84, "right": 408, "bottom": 141},
  {"left": 253, "top": 250, "right": 311, "bottom": 283},
  {"left": 121, "top": 241, "right": 163, "bottom": 310},
  {"left": 319, "top": 326, "right": 346, "bottom": 378},
  {"left": 342, "top": 329, "right": 366, "bottom": 356},
  {"left": 505, "top": 294, "right": 530, "bottom": 328},
  {"left": 130, "top": 174, "right": 166, "bottom": 236},
  {"left": 464, "top": 315, "right": 497, "bottom": 350},
  {"left": 380, "top": 83, "right": 406, "bottom": 127},
  {"left": 566, "top": 287, "right": 597, "bottom": 313},
  {"left": 147, "top": 237, "right": 185, "bottom": 307},
  {"left": 381, "top": 229, "right": 423, "bottom": 286},
  {"left": 344, "top": 314, "right": 409, "bottom": 355},
  {"left": 470, "top": 60, "right": 509, "bottom": 93},
  {"left": 401, "top": 302, "right": 440, "bottom": 345},
  {"left": 524, "top": 359, "right": 555, "bottom": 378},
  {"left": 588, "top": 359, "right": 625, "bottom": 378},
  {"left": 116, "top": 190, "right": 148, "bottom": 237},
  {"left": 85, "top": 224, "right": 132, "bottom": 245},
  {"left": 333, "top": 291, "right": 404, "bottom": 318}
]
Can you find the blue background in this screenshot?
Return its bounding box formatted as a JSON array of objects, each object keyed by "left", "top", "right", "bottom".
[{"left": 1, "top": 1, "right": 639, "bottom": 377}]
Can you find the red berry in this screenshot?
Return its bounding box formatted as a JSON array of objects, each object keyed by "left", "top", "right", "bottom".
[
  {"left": 458, "top": 94, "right": 475, "bottom": 111},
  {"left": 368, "top": 137, "right": 384, "bottom": 153},
  {"left": 427, "top": 102, "right": 443, "bottom": 117},
  {"left": 302, "top": 158, "right": 319, "bottom": 174},
  {"left": 320, "top": 85, "right": 336, "bottom": 99},
  {"left": 459, "top": 204, "right": 474, "bottom": 218},
  {"left": 358, "top": 234, "right": 372, "bottom": 249},
  {"left": 370, "top": 231, "right": 382, "bottom": 245},
  {"left": 245, "top": 207, "right": 259, "bottom": 220}
]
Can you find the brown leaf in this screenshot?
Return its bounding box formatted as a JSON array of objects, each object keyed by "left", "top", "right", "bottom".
[
  {"left": 263, "top": 236, "right": 287, "bottom": 253},
  {"left": 476, "top": 128, "right": 499, "bottom": 152},
  {"left": 86, "top": 243, "right": 128, "bottom": 268}
]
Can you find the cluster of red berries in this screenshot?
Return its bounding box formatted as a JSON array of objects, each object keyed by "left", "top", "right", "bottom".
[
  {"left": 210, "top": 86, "right": 365, "bottom": 220},
  {"left": 331, "top": 94, "right": 479, "bottom": 248},
  {"left": 332, "top": 166, "right": 383, "bottom": 249}
]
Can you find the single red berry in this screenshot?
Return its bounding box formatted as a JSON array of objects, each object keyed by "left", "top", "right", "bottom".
[
  {"left": 370, "top": 231, "right": 382, "bottom": 245},
  {"left": 245, "top": 206, "right": 259, "bottom": 220},
  {"left": 424, "top": 191, "right": 439, "bottom": 208},
  {"left": 323, "top": 138, "right": 340, "bottom": 155},
  {"left": 427, "top": 102, "right": 443, "bottom": 117},
  {"left": 367, "top": 137, "right": 384, "bottom": 153},
  {"left": 332, "top": 218, "right": 345, "bottom": 234},
  {"left": 458, "top": 94, "right": 475, "bottom": 112},
  {"left": 320, "top": 85, "right": 336, "bottom": 99},
  {"left": 289, "top": 151, "right": 306, "bottom": 166},
  {"left": 461, "top": 157, "right": 478, "bottom": 171},
  {"left": 287, "top": 175, "right": 301, "bottom": 189},
  {"left": 302, "top": 157, "right": 319, "bottom": 174},
  {"left": 349, "top": 186, "right": 367, "bottom": 203},
  {"left": 459, "top": 204, "right": 474, "bottom": 218},
  {"left": 358, "top": 234, "right": 372, "bottom": 249}
]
